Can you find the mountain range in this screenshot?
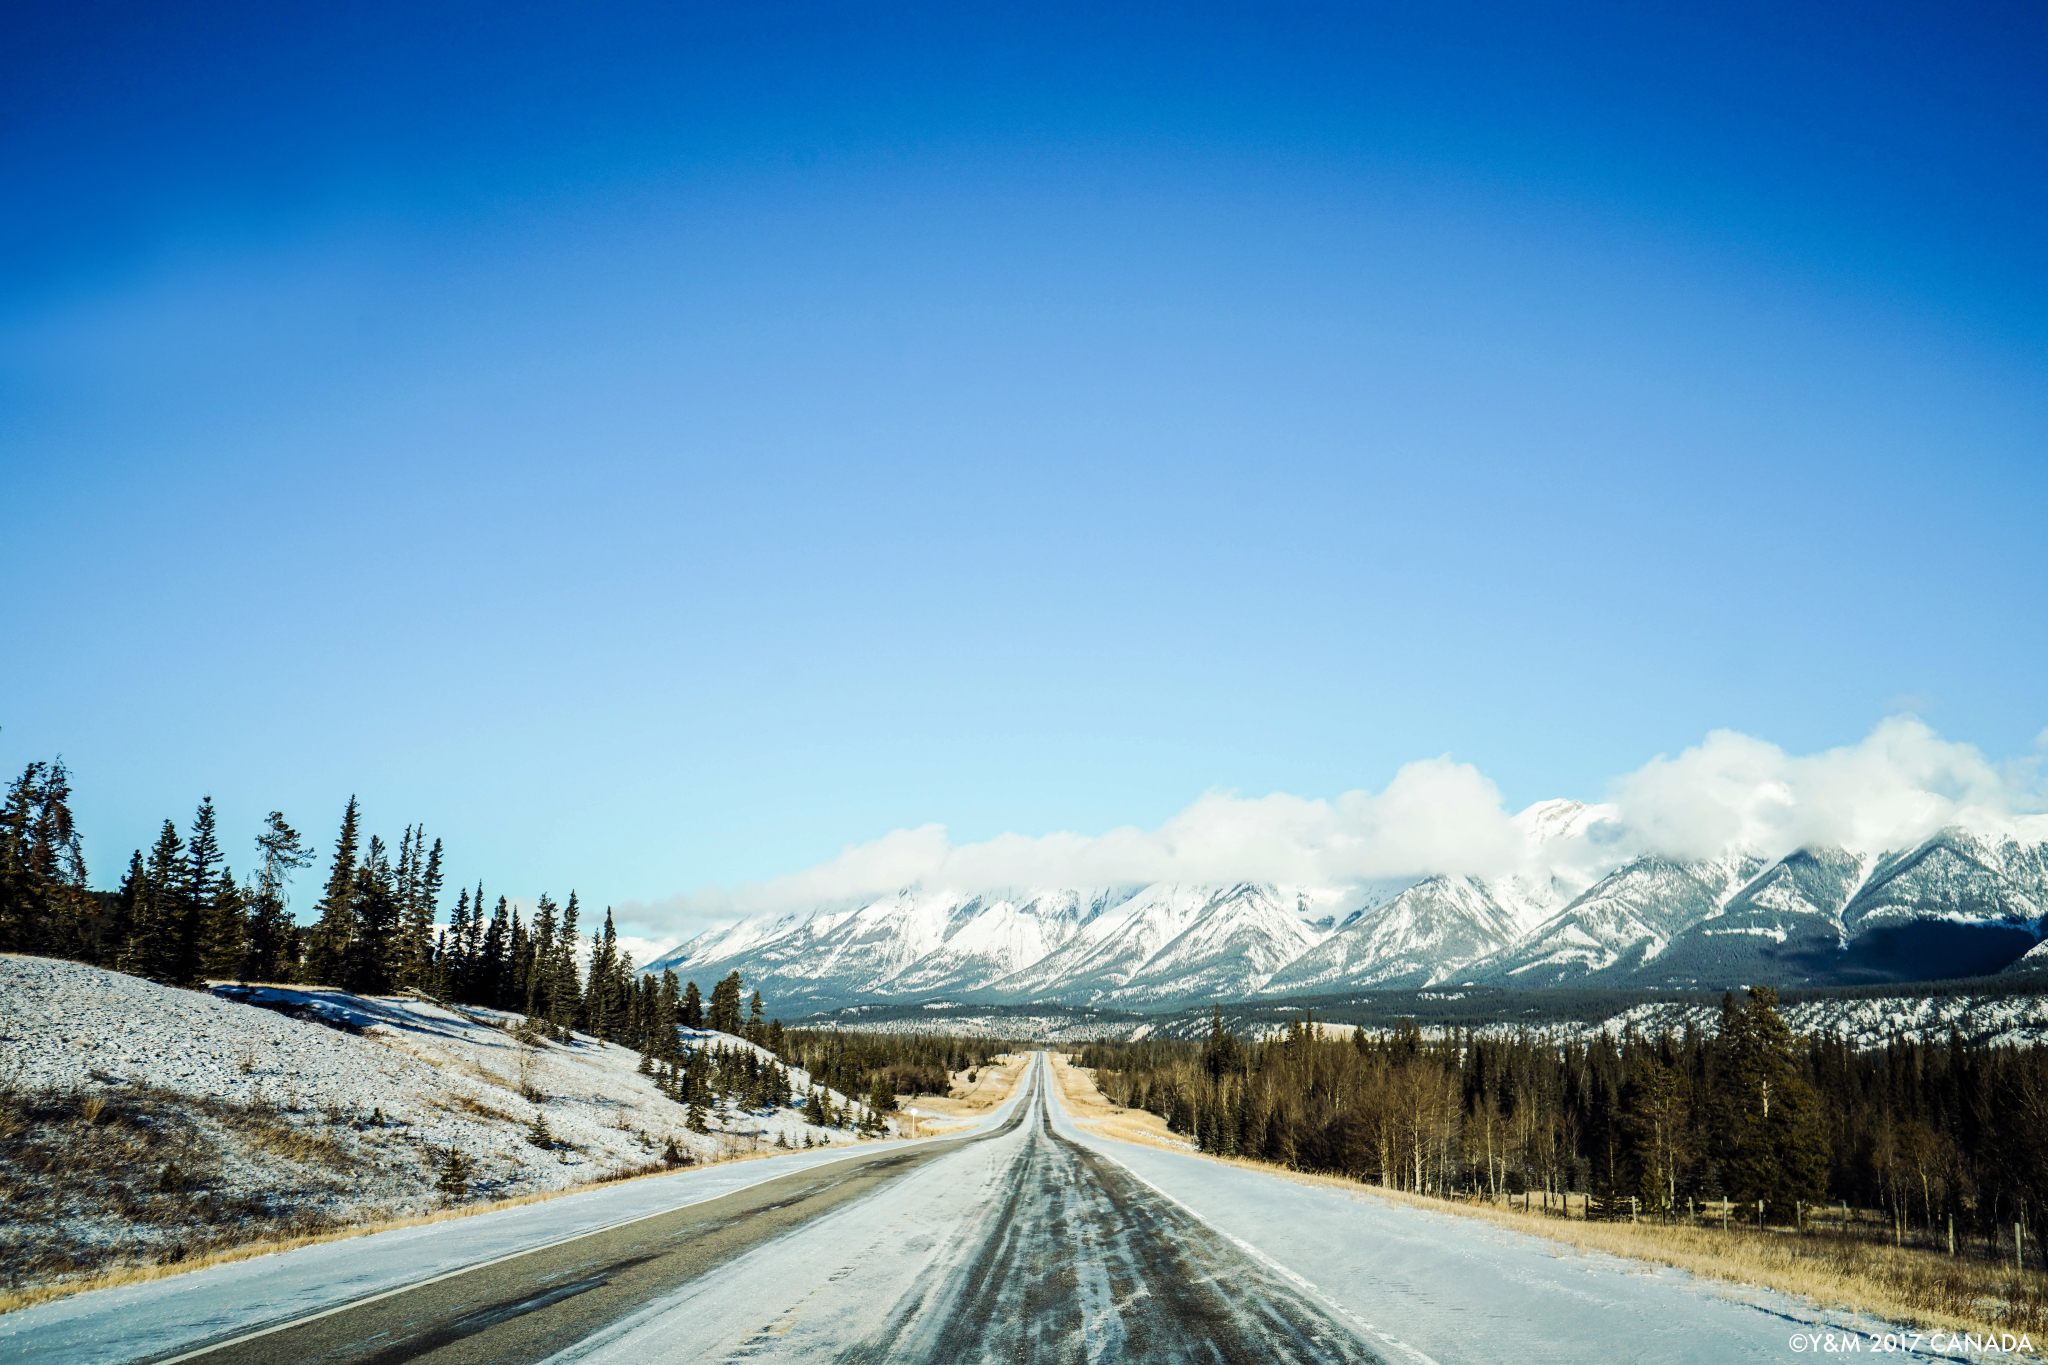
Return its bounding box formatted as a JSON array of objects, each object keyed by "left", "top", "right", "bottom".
[{"left": 644, "top": 804, "right": 2048, "bottom": 1012}]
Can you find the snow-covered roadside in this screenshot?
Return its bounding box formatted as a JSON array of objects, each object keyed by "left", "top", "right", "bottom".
[
  {"left": 1042, "top": 1061, "right": 1942, "bottom": 1364},
  {"left": 0, "top": 1061, "right": 1030, "bottom": 1365},
  {"left": 0, "top": 956, "right": 883, "bottom": 1300}
]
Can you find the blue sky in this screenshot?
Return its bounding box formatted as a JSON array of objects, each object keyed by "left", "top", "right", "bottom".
[{"left": 4, "top": 2, "right": 2045, "bottom": 941}]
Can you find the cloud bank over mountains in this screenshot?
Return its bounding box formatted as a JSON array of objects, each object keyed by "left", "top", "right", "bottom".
[{"left": 628, "top": 718, "right": 2047, "bottom": 938}]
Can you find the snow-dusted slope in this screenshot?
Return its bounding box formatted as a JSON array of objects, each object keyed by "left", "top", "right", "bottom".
[
  {"left": 1845, "top": 828, "right": 2048, "bottom": 933},
  {"left": 1628, "top": 846, "right": 1871, "bottom": 988},
  {"left": 0, "top": 956, "right": 888, "bottom": 1303},
  {"left": 1102, "top": 885, "right": 1334, "bottom": 1003},
  {"left": 978, "top": 883, "right": 1229, "bottom": 1003},
  {"left": 1259, "top": 876, "right": 1519, "bottom": 992},
  {"left": 1463, "top": 853, "right": 1769, "bottom": 987}
]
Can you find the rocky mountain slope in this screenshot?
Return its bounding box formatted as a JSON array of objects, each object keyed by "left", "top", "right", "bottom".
[{"left": 647, "top": 818, "right": 2048, "bottom": 1010}]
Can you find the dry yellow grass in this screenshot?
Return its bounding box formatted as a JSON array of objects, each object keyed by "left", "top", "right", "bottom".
[
  {"left": 1049, "top": 1053, "right": 1191, "bottom": 1151},
  {"left": 896, "top": 1053, "right": 1028, "bottom": 1135},
  {"left": 1050, "top": 1054, "right": 2048, "bottom": 1339}
]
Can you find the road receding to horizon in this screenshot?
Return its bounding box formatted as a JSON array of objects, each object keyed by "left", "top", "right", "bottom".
[{"left": 7, "top": 1055, "right": 1938, "bottom": 1365}]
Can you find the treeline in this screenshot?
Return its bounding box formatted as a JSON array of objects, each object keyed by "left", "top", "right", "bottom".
[
  {"left": 1077, "top": 989, "right": 2048, "bottom": 1256},
  {"left": 778, "top": 1031, "right": 1012, "bottom": 1111},
  {"left": 0, "top": 759, "right": 743, "bottom": 1061}
]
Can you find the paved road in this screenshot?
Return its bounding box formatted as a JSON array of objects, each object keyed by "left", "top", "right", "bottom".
[{"left": 159, "top": 1054, "right": 1380, "bottom": 1365}]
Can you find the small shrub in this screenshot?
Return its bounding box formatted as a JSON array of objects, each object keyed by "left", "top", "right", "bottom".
[
  {"left": 435, "top": 1148, "right": 473, "bottom": 1197},
  {"left": 526, "top": 1112, "right": 554, "bottom": 1150}
]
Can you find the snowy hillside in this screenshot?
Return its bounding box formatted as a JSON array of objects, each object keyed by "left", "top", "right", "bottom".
[
  {"left": 646, "top": 821, "right": 2048, "bottom": 1009},
  {"left": 0, "top": 956, "right": 885, "bottom": 1296}
]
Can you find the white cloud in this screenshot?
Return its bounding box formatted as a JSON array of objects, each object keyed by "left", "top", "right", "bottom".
[
  {"left": 1612, "top": 716, "right": 2037, "bottom": 861},
  {"left": 620, "top": 717, "right": 2046, "bottom": 942}
]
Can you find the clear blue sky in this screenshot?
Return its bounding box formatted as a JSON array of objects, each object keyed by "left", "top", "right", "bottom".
[{"left": 4, "top": 2, "right": 2044, "bottom": 933}]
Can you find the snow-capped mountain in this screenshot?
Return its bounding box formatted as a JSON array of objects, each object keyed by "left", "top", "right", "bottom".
[
  {"left": 1463, "top": 852, "right": 1770, "bottom": 987},
  {"left": 1258, "top": 876, "right": 1522, "bottom": 992},
  {"left": 645, "top": 817, "right": 2048, "bottom": 1010}
]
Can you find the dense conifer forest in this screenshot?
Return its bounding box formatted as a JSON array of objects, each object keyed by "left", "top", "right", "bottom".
[{"left": 1078, "top": 1002, "right": 2048, "bottom": 1261}]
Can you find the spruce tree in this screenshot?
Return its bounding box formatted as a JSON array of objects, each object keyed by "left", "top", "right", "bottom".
[
  {"left": 105, "top": 850, "right": 144, "bottom": 967},
  {"left": 198, "top": 864, "right": 249, "bottom": 981},
  {"left": 0, "top": 759, "right": 93, "bottom": 960},
  {"left": 655, "top": 971, "right": 682, "bottom": 1056},
  {"left": 708, "top": 971, "right": 742, "bottom": 1035},
  {"left": 478, "top": 893, "right": 509, "bottom": 1008},
  {"left": 395, "top": 830, "right": 442, "bottom": 990},
  {"left": 174, "top": 797, "right": 224, "bottom": 985},
  {"left": 746, "top": 990, "right": 766, "bottom": 1043},
  {"left": 340, "top": 836, "right": 400, "bottom": 995},
  {"left": 586, "top": 909, "right": 619, "bottom": 1038},
  {"left": 121, "top": 820, "right": 187, "bottom": 983},
  {"left": 0, "top": 763, "right": 44, "bottom": 954},
  {"left": 1713, "top": 986, "right": 1829, "bottom": 1222},
  {"left": 681, "top": 979, "right": 704, "bottom": 1030},
  {"left": 549, "top": 893, "right": 581, "bottom": 1032},
  {"left": 525, "top": 895, "right": 557, "bottom": 1018},
  {"left": 443, "top": 888, "right": 472, "bottom": 998},
  {"left": 304, "top": 798, "right": 361, "bottom": 987},
  {"left": 247, "top": 811, "right": 314, "bottom": 982},
  {"left": 435, "top": 1147, "right": 473, "bottom": 1197}
]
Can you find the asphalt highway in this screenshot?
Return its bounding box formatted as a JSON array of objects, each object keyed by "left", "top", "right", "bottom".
[{"left": 156, "top": 1054, "right": 1382, "bottom": 1365}]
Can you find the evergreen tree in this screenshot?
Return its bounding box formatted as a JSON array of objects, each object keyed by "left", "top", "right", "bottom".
[
  {"left": 681, "top": 979, "right": 704, "bottom": 1030},
  {"left": 395, "top": 829, "right": 442, "bottom": 990},
  {"left": 435, "top": 1148, "right": 473, "bottom": 1197},
  {"left": 0, "top": 763, "right": 46, "bottom": 954},
  {"left": 548, "top": 892, "right": 582, "bottom": 1031},
  {"left": 246, "top": 811, "right": 314, "bottom": 982},
  {"left": 746, "top": 990, "right": 766, "bottom": 1043},
  {"left": 340, "top": 836, "right": 400, "bottom": 995},
  {"left": 104, "top": 850, "right": 144, "bottom": 966},
  {"left": 172, "top": 797, "right": 224, "bottom": 985},
  {"left": 525, "top": 894, "right": 557, "bottom": 1017},
  {"left": 586, "top": 908, "right": 620, "bottom": 1038},
  {"left": 443, "top": 887, "right": 472, "bottom": 998},
  {"left": 656, "top": 970, "right": 682, "bottom": 1056},
  {"left": 0, "top": 759, "right": 92, "bottom": 959},
  {"left": 121, "top": 819, "right": 187, "bottom": 983},
  {"left": 478, "top": 892, "right": 509, "bottom": 1008},
  {"left": 708, "top": 971, "right": 743, "bottom": 1035},
  {"left": 198, "top": 863, "right": 249, "bottom": 981},
  {"left": 868, "top": 1072, "right": 896, "bottom": 1115},
  {"left": 1714, "top": 986, "right": 1829, "bottom": 1222},
  {"left": 304, "top": 797, "right": 361, "bottom": 987}
]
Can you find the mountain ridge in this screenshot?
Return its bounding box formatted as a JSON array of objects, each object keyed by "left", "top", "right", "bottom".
[{"left": 644, "top": 820, "right": 2048, "bottom": 1010}]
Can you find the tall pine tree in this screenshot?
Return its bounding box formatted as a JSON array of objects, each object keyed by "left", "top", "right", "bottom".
[
  {"left": 246, "top": 811, "right": 314, "bottom": 982},
  {"left": 121, "top": 819, "right": 187, "bottom": 984},
  {"left": 304, "top": 797, "right": 361, "bottom": 987},
  {"left": 340, "top": 836, "right": 399, "bottom": 995}
]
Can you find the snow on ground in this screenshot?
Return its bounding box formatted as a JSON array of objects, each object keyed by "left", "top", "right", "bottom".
[
  {"left": 0, "top": 955, "right": 883, "bottom": 1293},
  {"left": 1044, "top": 1066, "right": 1944, "bottom": 1364},
  {"left": 1591, "top": 992, "right": 2048, "bottom": 1049},
  {"left": 0, "top": 1075, "right": 1033, "bottom": 1365}
]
